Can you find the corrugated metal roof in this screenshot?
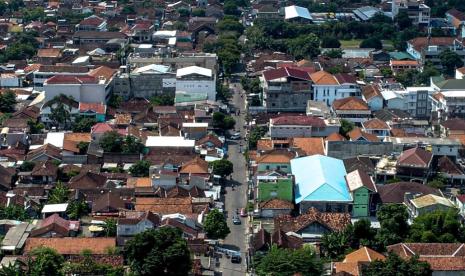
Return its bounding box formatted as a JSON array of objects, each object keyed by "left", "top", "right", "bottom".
[{"left": 284, "top": 5, "right": 312, "bottom": 20}]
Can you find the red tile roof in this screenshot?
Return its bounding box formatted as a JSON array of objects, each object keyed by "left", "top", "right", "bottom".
[
  {"left": 348, "top": 128, "right": 380, "bottom": 142},
  {"left": 310, "top": 70, "right": 338, "bottom": 85},
  {"left": 292, "top": 137, "right": 325, "bottom": 156},
  {"left": 441, "top": 118, "right": 465, "bottom": 131},
  {"left": 271, "top": 115, "right": 325, "bottom": 127},
  {"left": 24, "top": 238, "right": 116, "bottom": 255},
  {"left": 263, "top": 67, "right": 311, "bottom": 81},
  {"left": 362, "top": 118, "right": 390, "bottom": 130},
  {"left": 326, "top": 132, "right": 346, "bottom": 141},
  {"left": 79, "top": 15, "right": 105, "bottom": 26},
  {"left": 397, "top": 147, "right": 432, "bottom": 168},
  {"left": 377, "top": 182, "right": 440, "bottom": 204},
  {"left": 447, "top": 9, "right": 465, "bottom": 21},
  {"left": 334, "top": 73, "right": 357, "bottom": 84},
  {"left": 408, "top": 37, "right": 456, "bottom": 52},
  {"left": 79, "top": 102, "right": 106, "bottom": 114},
  {"left": 332, "top": 97, "right": 369, "bottom": 111},
  {"left": 362, "top": 85, "right": 381, "bottom": 101},
  {"left": 45, "top": 75, "right": 97, "bottom": 85}
]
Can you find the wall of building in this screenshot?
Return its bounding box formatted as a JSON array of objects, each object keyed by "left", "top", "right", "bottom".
[
  {"left": 326, "top": 140, "right": 394, "bottom": 159},
  {"left": 175, "top": 79, "right": 216, "bottom": 101}
]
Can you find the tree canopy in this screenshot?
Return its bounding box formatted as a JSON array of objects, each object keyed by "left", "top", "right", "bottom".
[
  {"left": 362, "top": 252, "right": 431, "bottom": 276},
  {"left": 375, "top": 204, "right": 409, "bottom": 250},
  {"left": 321, "top": 36, "right": 341, "bottom": 48},
  {"left": 203, "top": 209, "right": 230, "bottom": 239},
  {"left": 99, "top": 132, "right": 144, "bottom": 153},
  {"left": 254, "top": 245, "right": 322, "bottom": 276},
  {"left": 408, "top": 210, "right": 465, "bottom": 243},
  {"left": 439, "top": 49, "right": 464, "bottom": 76},
  {"left": 210, "top": 159, "right": 234, "bottom": 177},
  {"left": 212, "top": 112, "right": 235, "bottom": 130},
  {"left": 124, "top": 228, "right": 191, "bottom": 276},
  {"left": 129, "top": 160, "right": 151, "bottom": 177},
  {"left": 360, "top": 37, "right": 383, "bottom": 49}
]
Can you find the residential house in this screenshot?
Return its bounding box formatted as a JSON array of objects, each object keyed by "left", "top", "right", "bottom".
[
  {"left": 284, "top": 5, "right": 312, "bottom": 22},
  {"left": 1, "top": 222, "right": 33, "bottom": 254},
  {"left": 362, "top": 118, "right": 391, "bottom": 139},
  {"left": 396, "top": 147, "right": 433, "bottom": 181},
  {"left": 269, "top": 115, "right": 340, "bottom": 138},
  {"left": 30, "top": 160, "right": 58, "bottom": 184},
  {"left": 72, "top": 31, "right": 128, "bottom": 47},
  {"left": 311, "top": 72, "right": 360, "bottom": 107},
  {"left": 40, "top": 95, "right": 80, "bottom": 126},
  {"left": 261, "top": 67, "right": 313, "bottom": 112},
  {"left": 291, "top": 137, "right": 325, "bottom": 156},
  {"left": 362, "top": 84, "right": 383, "bottom": 111},
  {"left": 292, "top": 155, "right": 352, "bottom": 213},
  {"left": 117, "top": 211, "right": 160, "bottom": 237},
  {"left": 251, "top": 228, "right": 302, "bottom": 253},
  {"left": 259, "top": 198, "right": 294, "bottom": 218},
  {"left": 256, "top": 150, "right": 295, "bottom": 174},
  {"left": 376, "top": 181, "right": 441, "bottom": 204},
  {"left": 390, "top": 60, "right": 420, "bottom": 74},
  {"left": 36, "top": 48, "right": 62, "bottom": 65},
  {"left": 407, "top": 37, "right": 463, "bottom": 68},
  {"left": 79, "top": 102, "right": 106, "bottom": 122},
  {"left": 332, "top": 97, "right": 371, "bottom": 124},
  {"left": 175, "top": 66, "right": 215, "bottom": 101},
  {"left": 68, "top": 171, "right": 107, "bottom": 189},
  {"left": 332, "top": 247, "right": 386, "bottom": 276},
  {"left": 92, "top": 192, "right": 126, "bottom": 216},
  {"left": 274, "top": 207, "right": 351, "bottom": 242},
  {"left": 391, "top": 0, "right": 430, "bottom": 26},
  {"left": 440, "top": 118, "right": 465, "bottom": 137},
  {"left": 446, "top": 9, "right": 465, "bottom": 36},
  {"left": 345, "top": 169, "right": 377, "bottom": 217},
  {"left": 387, "top": 136, "right": 461, "bottom": 158},
  {"left": 405, "top": 193, "right": 456, "bottom": 219},
  {"left": 24, "top": 237, "right": 116, "bottom": 255},
  {"left": 388, "top": 243, "right": 465, "bottom": 275},
  {"left": 76, "top": 15, "right": 107, "bottom": 32},
  {"left": 26, "top": 144, "right": 62, "bottom": 162},
  {"left": 30, "top": 214, "right": 79, "bottom": 237},
  {"left": 255, "top": 5, "right": 281, "bottom": 20},
  {"left": 32, "top": 65, "right": 89, "bottom": 89},
  {"left": 43, "top": 66, "right": 116, "bottom": 104},
  {"left": 347, "top": 128, "right": 380, "bottom": 142},
  {"left": 437, "top": 156, "right": 465, "bottom": 185}
]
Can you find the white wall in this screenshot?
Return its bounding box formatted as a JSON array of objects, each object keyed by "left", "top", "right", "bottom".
[
  {"left": 0, "top": 77, "right": 20, "bottom": 87},
  {"left": 175, "top": 79, "right": 216, "bottom": 101},
  {"left": 43, "top": 83, "right": 107, "bottom": 103}
]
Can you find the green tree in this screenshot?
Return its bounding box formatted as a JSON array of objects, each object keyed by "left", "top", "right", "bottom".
[
  {"left": 321, "top": 227, "right": 352, "bottom": 260},
  {"left": 121, "top": 5, "right": 136, "bottom": 15},
  {"left": 224, "top": 1, "right": 240, "bottom": 16},
  {"left": 129, "top": 160, "right": 151, "bottom": 177},
  {"left": 191, "top": 8, "right": 206, "bottom": 17},
  {"left": 124, "top": 228, "right": 191, "bottom": 276},
  {"left": 360, "top": 37, "right": 383, "bottom": 49},
  {"left": 321, "top": 36, "right": 341, "bottom": 48},
  {"left": 104, "top": 218, "right": 117, "bottom": 237},
  {"left": 408, "top": 210, "right": 464, "bottom": 242},
  {"left": 248, "top": 126, "right": 267, "bottom": 149},
  {"left": 150, "top": 94, "right": 174, "bottom": 106},
  {"left": 375, "top": 204, "right": 409, "bottom": 250},
  {"left": 108, "top": 94, "right": 123, "bottom": 108},
  {"left": 203, "top": 209, "right": 230, "bottom": 239},
  {"left": 212, "top": 112, "right": 235, "bottom": 130},
  {"left": 286, "top": 34, "right": 320, "bottom": 59},
  {"left": 28, "top": 247, "right": 65, "bottom": 276},
  {"left": 27, "top": 120, "right": 44, "bottom": 134},
  {"left": 19, "top": 161, "right": 35, "bottom": 172},
  {"left": 99, "top": 131, "right": 123, "bottom": 152},
  {"left": 0, "top": 90, "right": 16, "bottom": 113},
  {"left": 0, "top": 204, "right": 29, "bottom": 221},
  {"left": 325, "top": 49, "right": 344, "bottom": 58},
  {"left": 427, "top": 175, "right": 446, "bottom": 189},
  {"left": 48, "top": 100, "right": 72, "bottom": 129},
  {"left": 47, "top": 182, "right": 69, "bottom": 204},
  {"left": 255, "top": 245, "right": 322, "bottom": 276},
  {"left": 339, "top": 119, "right": 355, "bottom": 137},
  {"left": 210, "top": 159, "right": 233, "bottom": 177},
  {"left": 395, "top": 10, "right": 412, "bottom": 30},
  {"left": 217, "top": 17, "right": 244, "bottom": 34},
  {"left": 362, "top": 252, "right": 431, "bottom": 276},
  {"left": 72, "top": 117, "right": 96, "bottom": 133},
  {"left": 67, "top": 199, "right": 90, "bottom": 220},
  {"left": 439, "top": 49, "right": 464, "bottom": 76},
  {"left": 122, "top": 135, "right": 144, "bottom": 154}
]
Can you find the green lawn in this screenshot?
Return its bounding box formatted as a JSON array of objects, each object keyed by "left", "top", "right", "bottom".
[{"left": 339, "top": 39, "right": 363, "bottom": 48}]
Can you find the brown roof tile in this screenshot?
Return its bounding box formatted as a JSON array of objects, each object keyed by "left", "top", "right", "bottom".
[
  {"left": 397, "top": 147, "right": 432, "bottom": 168},
  {"left": 348, "top": 128, "right": 380, "bottom": 142},
  {"left": 260, "top": 199, "right": 294, "bottom": 209},
  {"left": 332, "top": 97, "right": 369, "bottom": 111},
  {"left": 292, "top": 137, "right": 325, "bottom": 156},
  {"left": 441, "top": 118, "right": 465, "bottom": 131},
  {"left": 271, "top": 116, "right": 326, "bottom": 127},
  {"left": 362, "top": 118, "right": 389, "bottom": 130},
  {"left": 256, "top": 150, "right": 295, "bottom": 164},
  {"left": 24, "top": 237, "right": 116, "bottom": 255},
  {"left": 92, "top": 192, "right": 126, "bottom": 213},
  {"left": 179, "top": 157, "right": 209, "bottom": 174},
  {"left": 326, "top": 132, "right": 346, "bottom": 141},
  {"left": 31, "top": 160, "right": 58, "bottom": 176},
  {"left": 376, "top": 182, "right": 440, "bottom": 204},
  {"left": 310, "top": 70, "right": 338, "bottom": 85}
]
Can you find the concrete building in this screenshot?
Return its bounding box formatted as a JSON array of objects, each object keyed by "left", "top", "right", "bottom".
[
  {"left": 391, "top": 0, "right": 430, "bottom": 26},
  {"left": 269, "top": 115, "right": 340, "bottom": 138},
  {"left": 407, "top": 37, "right": 465, "bottom": 68},
  {"left": 261, "top": 67, "right": 313, "bottom": 112},
  {"left": 311, "top": 72, "right": 360, "bottom": 107},
  {"left": 32, "top": 65, "right": 89, "bottom": 90},
  {"left": 175, "top": 66, "right": 215, "bottom": 101},
  {"left": 75, "top": 15, "right": 107, "bottom": 32}
]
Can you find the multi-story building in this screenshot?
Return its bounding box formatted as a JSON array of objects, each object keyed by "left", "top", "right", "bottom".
[
  {"left": 261, "top": 67, "right": 313, "bottom": 112},
  {"left": 311, "top": 72, "right": 360, "bottom": 107},
  {"left": 269, "top": 115, "right": 340, "bottom": 138},
  {"left": 175, "top": 66, "right": 216, "bottom": 101},
  {"left": 391, "top": 0, "right": 430, "bottom": 26},
  {"left": 397, "top": 87, "right": 434, "bottom": 119},
  {"left": 75, "top": 15, "right": 107, "bottom": 32},
  {"left": 430, "top": 77, "right": 465, "bottom": 120},
  {"left": 331, "top": 97, "right": 371, "bottom": 124},
  {"left": 407, "top": 37, "right": 465, "bottom": 68},
  {"left": 32, "top": 65, "right": 89, "bottom": 90}
]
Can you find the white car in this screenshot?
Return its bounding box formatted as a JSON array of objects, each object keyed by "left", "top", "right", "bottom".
[{"left": 230, "top": 133, "right": 241, "bottom": 140}]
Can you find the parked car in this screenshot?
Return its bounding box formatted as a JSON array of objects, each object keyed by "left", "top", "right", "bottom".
[
  {"left": 240, "top": 208, "right": 247, "bottom": 217},
  {"left": 232, "top": 215, "right": 241, "bottom": 225},
  {"left": 230, "top": 132, "right": 241, "bottom": 140},
  {"left": 231, "top": 255, "right": 242, "bottom": 263}
]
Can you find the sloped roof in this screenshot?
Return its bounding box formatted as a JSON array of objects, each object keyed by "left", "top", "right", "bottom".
[
  {"left": 24, "top": 238, "right": 116, "bottom": 255},
  {"left": 362, "top": 118, "right": 390, "bottom": 130},
  {"left": 332, "top": 97, "right": 369, "bottom": 111},
  {"left": 292, "top": 137, "right": 325, "bottom": 156},
  {"left": 92, "top": 192, "right": 126, "bottom": 213},
  {"left": 31, "top": 160, "right": 58, "bottom": 176},
  {"left": 397, "top": 147, "right": 432, "bottom": 168},
  {"left": 348, "top": 128, "right": 380, "bottom": 142},
  {"left": 345, "top": 169, "right": 376, "bottom": 192},
  {"left": 27, "top": 143, "right": 62, "bottom": 161},
  {"left": 176, "top": 66, "right": 211, "bottom": 78},
  {"left": 376, "top": 182, "right": 440, "bottom": 204},
  {"left": 291, "top": 155, "right": 351, "bottom": 203},
  {"left": 69, "top": 171, "right": 107, "bottom": 189},
  {"left": 441, "top": 118, "right": 465, "bottom": 131},
  {"left": 263, "top": 67, "right": 311, "bottom": 82},
  {"left": 256, "top": 150, "right": 295, "bottom": 164},
  {"left": 325, "top": 132, "right": 346, "bottom": 141},
  {"left": 334, "top": 247, "right": 385, "bottom": 276},
  {"left": 410, "top": 194, "right": 455, "bottom": 209},
  {"left": 447, "top": 9, "right": 465, "bottom": 21},
  {"left": 259, "top": 199, "right": 294, "bottom": 209},
  {"left": 284, "top": 5, "right": 312, "bottom": 20},
  {"left": 275, "top": 207, "right": 351, "bottom": 233},
  {"left": 271, "top": 115, "right": 325, "bottom": 127},
  {"left": 179, "top": 157, "right": 209, "bottom": 174},
  {"left": 438, "top": 156, "right": 464, "bottom": 175},
  {"left": 310, "top": 71, "right": 338, "bottom": 85}
]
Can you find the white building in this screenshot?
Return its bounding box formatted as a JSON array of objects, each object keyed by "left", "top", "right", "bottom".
[
  {"left": 42, "top": 66, "right": 115, "bottom": 103},
  {"left": 145, "top": 136, "right": 195, "bottom": 149},
  {"left": 0, "top": 73, "right": 20, "bottom": 88},
  {"left": 311, "top": 71, "right": 360, "bottom": 106},
  {"left": 33, "top": 65, "right": 89, "bottom": 90},
  {"left": 175, "top": 66, "right": 216, "bottom": 101}
]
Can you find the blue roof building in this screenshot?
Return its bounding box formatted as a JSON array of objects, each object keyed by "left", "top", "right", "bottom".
[{"left": 291, "top": 155, "right": 352, "bottom": 213}]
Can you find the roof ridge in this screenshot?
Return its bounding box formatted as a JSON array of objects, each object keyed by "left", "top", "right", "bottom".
[{"left": 452, "top": 243, "right": 465, "bottom": 257}]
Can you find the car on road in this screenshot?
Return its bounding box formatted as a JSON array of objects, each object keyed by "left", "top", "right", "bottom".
[
  {"left": 232, "top": 215, "right": 241, "bottom": 225},
  {"left": 231, "top": 255, "right": 242, "bottom": 263},
  {"left": 240, "top": 208, "right": 247, "bottom": 217},
  {"left": 230, "top": 132, "right": 241, "bottom": 140}
]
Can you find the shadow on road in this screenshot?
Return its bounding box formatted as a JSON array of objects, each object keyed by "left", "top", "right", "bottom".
[{"left": 220, "top": 244, "right": 241, "bottom": 251}]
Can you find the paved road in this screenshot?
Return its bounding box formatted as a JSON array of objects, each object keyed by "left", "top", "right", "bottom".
[{"left": 218, "top": 83, "right": 248, "bottom": 276}]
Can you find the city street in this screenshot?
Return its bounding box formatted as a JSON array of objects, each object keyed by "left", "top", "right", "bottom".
[{"left": 218, "top": 82, "right": 249, "bottom": 276}]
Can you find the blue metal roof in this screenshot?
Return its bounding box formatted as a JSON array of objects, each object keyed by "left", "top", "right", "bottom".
[{"left": 291, "top": 155, "right": 352, "bottom": 203}]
